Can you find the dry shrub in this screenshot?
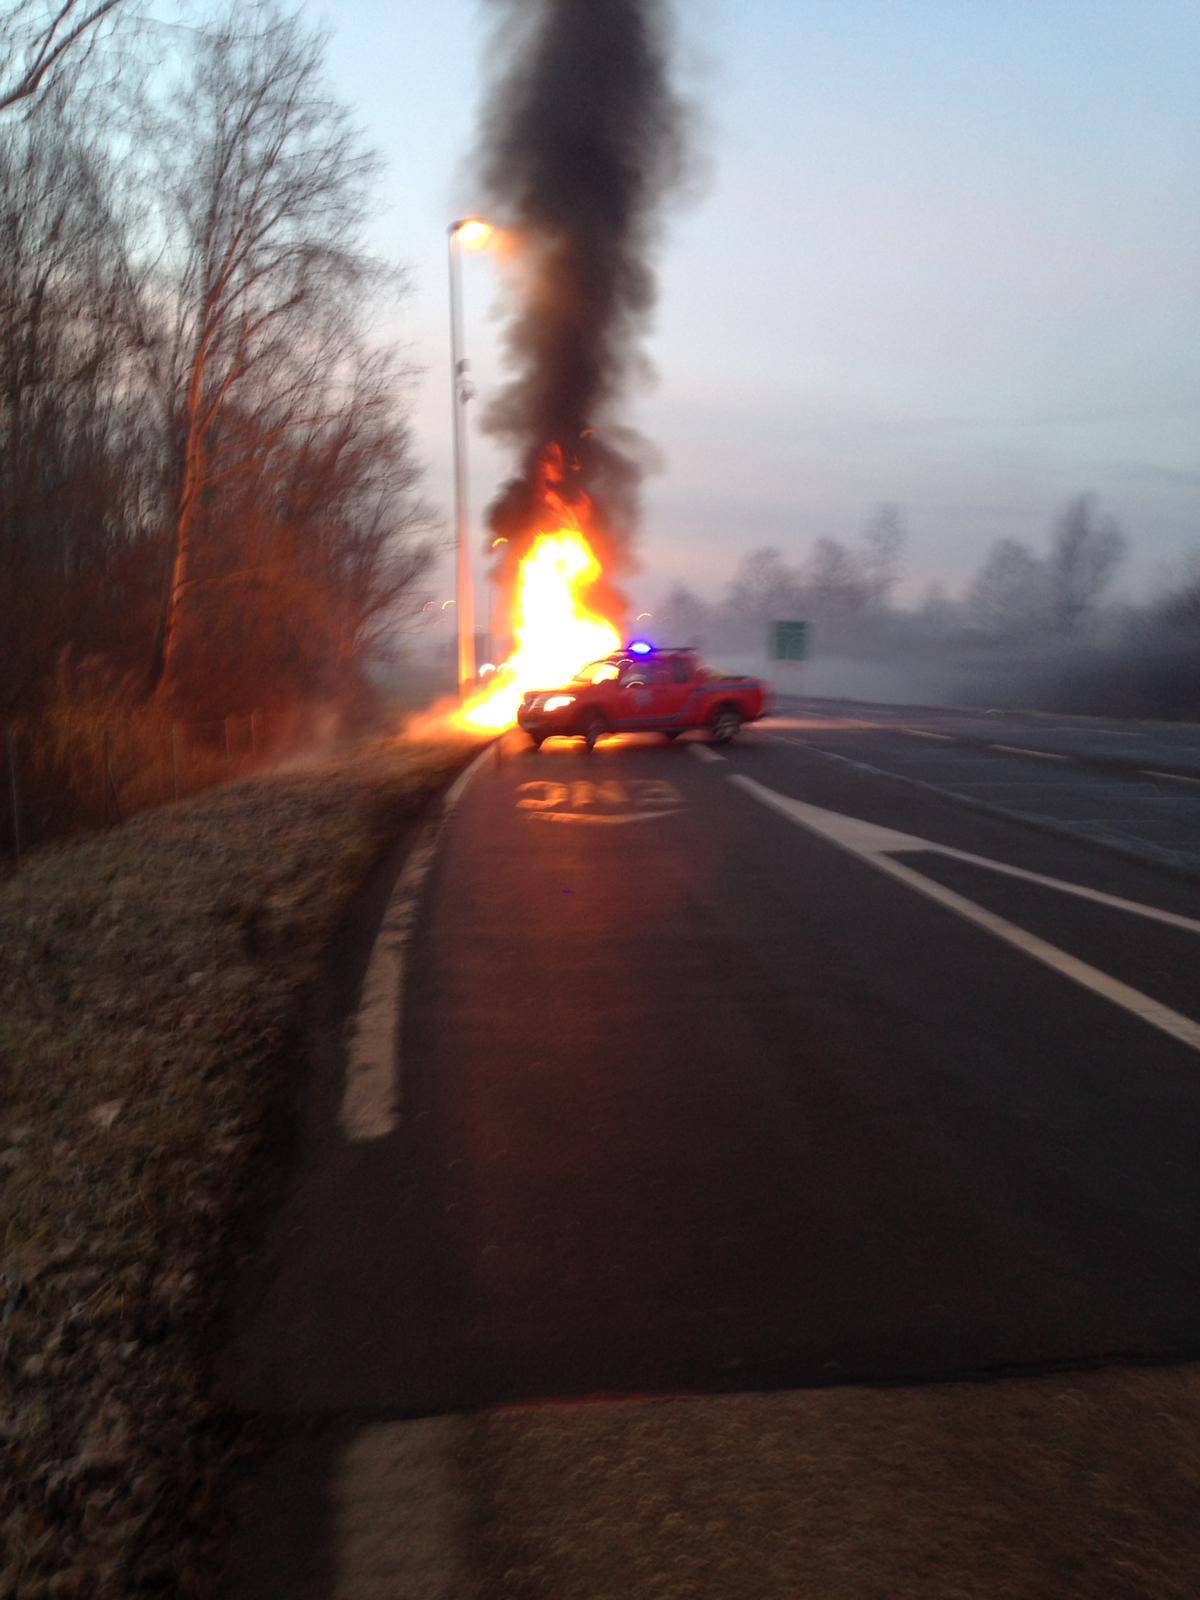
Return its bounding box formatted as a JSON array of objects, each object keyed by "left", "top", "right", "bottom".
[{"left": 9, "top": 656, "right": 258, "bottom": 853}]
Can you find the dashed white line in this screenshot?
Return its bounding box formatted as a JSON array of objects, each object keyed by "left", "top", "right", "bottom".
[
  {"left": 1143, "top": 769, "right": 1200, "bottom": 788},
  {"left": 901, "top": 728, "right": 956, "bottom": 742},
  {"left": 989, "top": 744, "right": 1070, "bottom": 762},
  {"left": 729, "top": 774, "right": 1200, "bottom": 1055},
  {"left": 340, "top": 743, "right": 493, "bottom": 1142},
  {"left": 689, "top": 743, "right": 726, "bottom": 764}
]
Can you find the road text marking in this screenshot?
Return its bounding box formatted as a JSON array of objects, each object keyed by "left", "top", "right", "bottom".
[
  {"left": 516, "top": 777, "right": 683, "bottom": 824},
  {"left": 730, "top": 775, "right": 1200, "bottom": 1054}
]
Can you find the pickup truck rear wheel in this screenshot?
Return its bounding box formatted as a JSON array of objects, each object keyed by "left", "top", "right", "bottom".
[
  {"left": 583, "top": 713, "right": 609, "bottom": 751},
  {"left": 710, "top": 706, "right": 742, "bottom": 744}
]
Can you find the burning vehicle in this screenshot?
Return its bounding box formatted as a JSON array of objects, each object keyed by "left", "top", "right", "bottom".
[
  {"left": 444, "top": 0, "right": 694, "bottom": 743},
  {"left": 518, "top": 642, "right": 769, "bottom": 749}
]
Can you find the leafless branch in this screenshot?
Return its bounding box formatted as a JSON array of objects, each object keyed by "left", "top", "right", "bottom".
[{"left": 0, "top": 0, "right": 124, "bottom": 111}]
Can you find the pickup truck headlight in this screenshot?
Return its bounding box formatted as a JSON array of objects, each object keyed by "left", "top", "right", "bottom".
[{"left": 543, "top": 694, "right": 576, "bottom": 712}]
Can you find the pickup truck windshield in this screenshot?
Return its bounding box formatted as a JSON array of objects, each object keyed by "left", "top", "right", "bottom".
[{"left": 573, "top": 660, "right": 622, "bottom": 684}]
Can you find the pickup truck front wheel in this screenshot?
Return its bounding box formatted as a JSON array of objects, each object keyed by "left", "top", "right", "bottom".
[
  {"left": 582, "top": 713, "right": 609, "bottom": 751},
  {"left": 709, "top": 706, "right": 742, "bottom": 744}
]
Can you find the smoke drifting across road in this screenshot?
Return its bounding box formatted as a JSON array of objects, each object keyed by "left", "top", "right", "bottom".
[{"left": 476, "top": 0, "right": 693, "bottom": 598}]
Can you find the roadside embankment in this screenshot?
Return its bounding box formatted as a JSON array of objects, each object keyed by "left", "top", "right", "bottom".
[{"left": 0, "top": 733, "right": 481, "bottom": 1599}]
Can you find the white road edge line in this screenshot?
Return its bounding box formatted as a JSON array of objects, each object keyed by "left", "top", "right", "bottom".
[
  {"left": 990, "top": 743, "right": 1069, "bottom": 762},
  {"left": 729, "top": 774, "right": 1200, "bottom": 1055},
  {"left": 340, "top": 743, "right": 494, "bottom": 1142},
  {"left": 900, "top": 727, "right": 956, "bottom": 742},
  {"left": 689, "top": 742, "right": 725, "bottom": 764}
]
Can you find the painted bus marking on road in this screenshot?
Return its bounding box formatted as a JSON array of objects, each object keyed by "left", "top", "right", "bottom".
[
  {"left": 517, "top": 780, "right": 570, "bottom": 810},
  {"left": 516, "top": 778, "right": 684, "bottom": 823}
]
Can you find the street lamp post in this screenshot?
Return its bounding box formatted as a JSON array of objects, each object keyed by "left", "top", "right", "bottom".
[{"left": 447, "top": 217, "right": 492, "bottom": 694}]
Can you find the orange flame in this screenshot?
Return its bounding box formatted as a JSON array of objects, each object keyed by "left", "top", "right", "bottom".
[{"left": 454, "top": 517, "right": 622, "bottom": 734}]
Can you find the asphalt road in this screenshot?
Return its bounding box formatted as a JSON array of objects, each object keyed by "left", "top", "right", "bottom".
[
  {"left": 225, "top": 715, "right": 1200, "bottom": 1418},
  {"left": 777, "top": 694, "right": 1200, "bottom": 777},
  {"left": 771, "top": 696, "right": 1200, "bottom": 874}
]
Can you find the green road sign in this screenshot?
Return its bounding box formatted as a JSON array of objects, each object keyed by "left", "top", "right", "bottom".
[{"left": 770, "top": 620, "right": 809, "bottom": 661}]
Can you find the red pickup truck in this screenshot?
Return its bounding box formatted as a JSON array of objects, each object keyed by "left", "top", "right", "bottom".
[{"left": 518, "top": 644, "right": 769, "bottom": 749}]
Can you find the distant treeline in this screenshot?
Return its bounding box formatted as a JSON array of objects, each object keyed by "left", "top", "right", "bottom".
[
  {"left": 0, "top": 0, "right": 434, "bottom": 743},
  {"left": 659, "top": 500, "right": 1200, "bottom": 719}
]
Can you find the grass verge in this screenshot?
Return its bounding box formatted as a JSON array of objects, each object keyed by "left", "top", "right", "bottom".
[{"left": 0, "top": 732, "right": 481, "bottom": 1598}]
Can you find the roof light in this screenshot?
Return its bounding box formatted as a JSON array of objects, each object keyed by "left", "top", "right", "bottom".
[{"left": 628, "top": 639, "right": 654, "bottom": 655}]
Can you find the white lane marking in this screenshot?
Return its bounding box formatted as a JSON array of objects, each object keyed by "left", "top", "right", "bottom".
[
  {"left": 904, "top": 833, "right": 1200, "bottom": 932},
  {"left": 1144, "top": 769, "right": 1200, "bottom": 788},
  {"left": 690, "top": 743, "right": 726, "bottom": 764},
  {"left": 444, "top": 745, "right": 494, "bottom": 807},
  {"left": 729, "top": 775, "right": 1200, "bottom": 1054},
  {"left": 901, "top": 728, "right": 955, "bottom": 742},
  {"left": 766, "top": 737, "right": 1197, "bottom": 852},
  {"left": 765, "top": 716, "right": 876, "bottom": 731},
  {"left": 529, "top": 809, "right": 680, "bottom": 825},
  {"left": 340, "top": 744, "right": 493, "bottom": 1142},
  {"left": 736, "top": 766, "right": 1200, "bottom": 934},
  {"left": 990, "top": 743, "right": 1070, "bottom": 762}
]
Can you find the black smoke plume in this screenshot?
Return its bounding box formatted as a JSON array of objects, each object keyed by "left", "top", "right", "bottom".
[{"left": 476, "top": 0, "right": 692, "bottom": 608}]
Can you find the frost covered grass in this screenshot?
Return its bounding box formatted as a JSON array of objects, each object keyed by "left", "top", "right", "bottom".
[{"left": 0, "top": 733, "right": 480, "bottom": 1598}]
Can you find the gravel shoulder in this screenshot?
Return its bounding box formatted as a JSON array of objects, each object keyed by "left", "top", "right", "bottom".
[{"left": 0, "top": 733, "right": 481, "bottom": 1599}]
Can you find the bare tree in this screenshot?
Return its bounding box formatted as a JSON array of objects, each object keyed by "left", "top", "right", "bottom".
[
  {"left": 804, "top": 537, "right": 868, "bottom": 616},
  {"left": 657, "top": 582, "right": 713, "bottom": 648},
  {"left": 0, "top": 0, "right": 124, "bottom": 111},
  {"left": 194, "top": 344, "right": 435, "bottom": 709},
  {"left": 966, "top": 536, "right": 1048, "bottom": 636},
  {"left": 153, "top": 0, "right": 382, "bottom": 706},
  {"left": 859, "top": 502, "right": 906, "bottom": 611},
  {"left": 726, "top": 546, "right": 804, "bottom": 645},
  {"left": 1047, "top": 494, "right": 1125, "bottom": 635},
  {"left": 1153, "top": 550, "right": 1200, "bottom": 634},
  {"left": 916, "top": 578, "right": 957, "bottom": 630},
  {"left": 0, "top": 90, "right": 156, "bottom": 716}
]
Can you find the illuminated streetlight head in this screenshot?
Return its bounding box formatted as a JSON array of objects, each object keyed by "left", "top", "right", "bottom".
[{"left": 455, "top": 218, "right": 493, "bottom": 250}]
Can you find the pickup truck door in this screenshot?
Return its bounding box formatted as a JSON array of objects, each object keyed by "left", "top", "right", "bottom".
[
  {"left": 655, "top": 657, "right": 695, "bottom": 726},
  {"left": 618, "top": 659, "right": 690, "bottom": 727}
]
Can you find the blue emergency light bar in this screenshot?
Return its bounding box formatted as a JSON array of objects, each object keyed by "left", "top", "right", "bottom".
[{"left": 627, "top": 638, "right": 654, "bottom": 655}]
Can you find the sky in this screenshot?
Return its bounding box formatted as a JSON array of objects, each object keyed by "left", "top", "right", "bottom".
[{"left": 245, "top": 0, "right": 1200, "bottom": 613}]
